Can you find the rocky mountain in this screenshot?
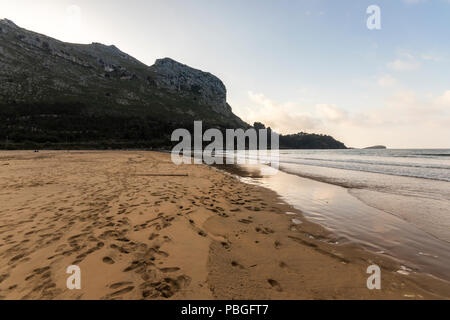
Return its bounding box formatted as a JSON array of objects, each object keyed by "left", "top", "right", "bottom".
[
  {"left": 0, "top": 19, "right": 248, "bottom": 148},
  {"left": 0, "top": 19, "right": 237, "bottom": 118},
  {"left": 151, "top": 58, "right": 232, "bottom": 116},
  {"left": 0, "top": 19, "right": 346, "bottom": 149}
]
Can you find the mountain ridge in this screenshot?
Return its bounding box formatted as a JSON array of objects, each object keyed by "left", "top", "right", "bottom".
[{"left": 0, "top": 19, "right": 346, "bottom": 150}]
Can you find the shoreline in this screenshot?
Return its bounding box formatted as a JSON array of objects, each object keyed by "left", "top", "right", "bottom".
[
  {"left": 218, "top": 162, "right": 450, "bottom": 283},
  {"left": 0, "top": 150, "right": 449, "bottom": 299}
]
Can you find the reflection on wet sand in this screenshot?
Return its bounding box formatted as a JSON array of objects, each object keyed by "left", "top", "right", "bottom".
[{"left": 219, "top": 163, "right": 450, "bottom": 282}]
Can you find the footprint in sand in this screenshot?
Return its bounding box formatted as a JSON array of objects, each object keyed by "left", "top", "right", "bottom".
[
  {"left": 198, "top": 230, "right": 207, "bottom": 237},
  {"left": 140, "top": 275, "right": 191, "bottom": 299},
  {"left": 255, "top": 227, "right": 274, "bottom": 234},
  {"left": 274, "top": 240, "right": 281, "bottom": 249},
  {"left": 156, "top": 250, "right": 169, "bottom": 258},
  {"left": 148, "top": 233, "right": 159, "bottom": 240},
  {"left": 106, "top": 286, "right": 135, "bottom": 298},
  {"left": 267, "top": 279, "right": 283, "bottom": 292},
  {"left": 221, "top": 242, "right": 230, "bottom": 249},
  {"left": 231, "top": 260, "right": 245, "bottom": 269},
  {"left": 109, "top": 281, "right": 133, "bottom": 289},
  {"left": 159, "top": 267, "right": 180, "bottom": 273},
  {"left": 0, "top": 274, "right": 10, "bottom": 284},
  {"left": 103, "top": 256, "right": 115, "bottom": 264}
]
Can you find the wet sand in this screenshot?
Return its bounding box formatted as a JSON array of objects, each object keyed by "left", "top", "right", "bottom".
[
  {"left": 226, "top": 164, "right": 450, "bottom": 283},
  {"left": 0, "top": 150, "right": 449, "bottom": 299}
]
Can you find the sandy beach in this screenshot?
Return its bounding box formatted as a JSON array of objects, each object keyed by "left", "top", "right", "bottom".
[{"left": 0, "top": 150, "right": 449, "bottom": 300}]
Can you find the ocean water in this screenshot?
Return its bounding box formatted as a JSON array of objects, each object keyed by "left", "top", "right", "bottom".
[
  {"left": 277, "top": 149, "right": 450, "bottom": 182},
  {"left": 219, "top": 149, "right": 450, "bottom": 281}
]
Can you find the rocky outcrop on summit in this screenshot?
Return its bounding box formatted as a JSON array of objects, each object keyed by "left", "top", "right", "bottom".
[
  {"left": 0, "top": 18, "right": 19, "bottom": 31},
  {"left": 151, "top": 58, "right": 232, "bottom": 116}
]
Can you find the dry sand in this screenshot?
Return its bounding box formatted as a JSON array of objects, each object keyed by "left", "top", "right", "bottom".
[{"left": 0, "top": 150, "right": 449, "bottom": 300}]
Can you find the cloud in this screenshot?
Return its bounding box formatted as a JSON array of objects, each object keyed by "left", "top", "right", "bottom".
[
  {"left": 245, "top": 91, "right": 320, "bottom": 133},
  {"left": 316, "top": 104, "right": 348, "bottom": 123},
  {"left": 243, "top": 93, "right": 351, "bottom": 133},
  {"left": 377, "top": 74, "right": 397, "bottom": 87},
  {"left": 238, "top": 88, "right": 450, "bottom": 148},
  {"left": 387, "top": 55, "right": 420, "bottom": 71},
  {"left": 387, "top": 51, "right": 444, "bottom": 72},
  {"left": 366, "top": 89, "right": 450, "bottom": 129},
  {"left": 387, "top": 90, "right": 418, "bottom": 108},
  {"left": 245, "top": 89, "right": 450, "bottom": 131},
  {"left": 421, "top": 53, "right": 442, "bottom": 62},
  {"left": 435, "top": 90, "right": 450, "bottom": 106},
  {"left": 339, "top": 90, "right": 450, "bottom": 147}
]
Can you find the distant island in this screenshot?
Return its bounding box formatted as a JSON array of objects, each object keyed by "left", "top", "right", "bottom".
[
  {"left": 364, "top": 145, "right": 387, "bottom": 149},
  {"left": 0, "top": 19, "right": 347, "bottom": 150}
]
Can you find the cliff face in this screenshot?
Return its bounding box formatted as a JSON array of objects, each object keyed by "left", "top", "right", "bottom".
[
  {"left": 0, "top": 19, "right": 245, "bottom": 126},
  {"left": 151, "top": 58, "right": 232, "bottom": 116}
]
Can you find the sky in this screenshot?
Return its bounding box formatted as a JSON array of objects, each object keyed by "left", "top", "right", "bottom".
[{"left": 1, "top": 0, "right": 449, "bottom": 148}]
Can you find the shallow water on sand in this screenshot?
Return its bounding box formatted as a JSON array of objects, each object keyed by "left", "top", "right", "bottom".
[{"left": 221, "top": 162, "right": 450, "bottom": 282}]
